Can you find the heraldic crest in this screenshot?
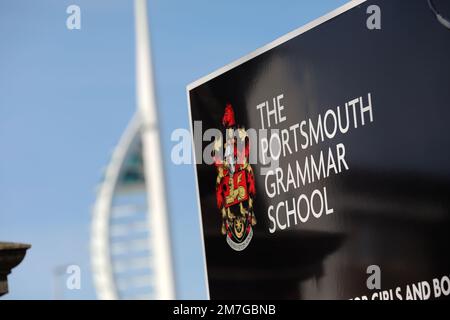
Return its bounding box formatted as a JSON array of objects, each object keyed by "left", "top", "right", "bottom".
[{"left": 213, "top": 103, "right": 257, "bottom": 251}]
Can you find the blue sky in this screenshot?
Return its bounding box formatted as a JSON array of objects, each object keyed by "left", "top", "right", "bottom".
[{"left": 0, "top": 0, "right": 348, "bottom": 299}]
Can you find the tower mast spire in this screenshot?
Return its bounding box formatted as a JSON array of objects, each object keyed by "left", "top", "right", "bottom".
[{"left": 134, "top": 0, "right": 175, "bottom": 299}]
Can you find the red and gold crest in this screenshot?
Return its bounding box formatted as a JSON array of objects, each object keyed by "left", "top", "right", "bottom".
[{"left": 213, "top": 103, "right": 256, "bottom": 251}]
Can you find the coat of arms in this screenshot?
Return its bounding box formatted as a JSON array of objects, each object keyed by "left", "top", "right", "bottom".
[{"left": 213, "top": 103, "right": 257, "bottom": 251}]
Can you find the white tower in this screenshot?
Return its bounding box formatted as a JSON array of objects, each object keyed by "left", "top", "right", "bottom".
[
  {"left": 91, "top": 0, "right": 175, "bottom": 300},
  {"left": 134, "top": 0, "right": 175, "bottom": 300}
]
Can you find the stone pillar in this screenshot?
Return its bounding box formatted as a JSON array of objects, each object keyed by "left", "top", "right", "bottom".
[{"left": 0, "top": 242, "right": 31, "bottom": 296}]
